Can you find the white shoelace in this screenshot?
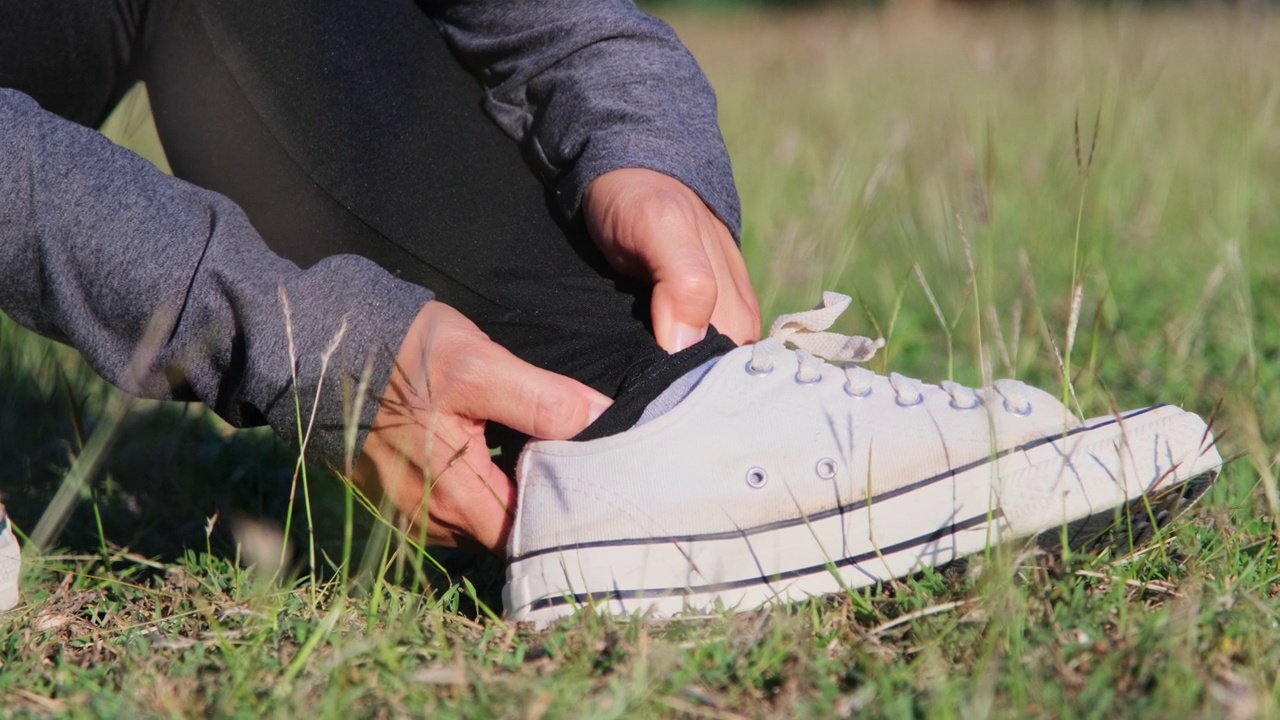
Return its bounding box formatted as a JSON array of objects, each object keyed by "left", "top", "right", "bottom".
[{"left": 748, "top": 292, "right": 1034, "bottom": 414}]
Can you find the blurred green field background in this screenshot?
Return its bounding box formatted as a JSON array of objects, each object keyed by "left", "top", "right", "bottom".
[{"left": 2, "top": 3, "right": 1280, "bottom": 717}]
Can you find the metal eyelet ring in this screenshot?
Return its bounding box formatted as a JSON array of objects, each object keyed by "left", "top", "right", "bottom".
[
  {"left": 1003, "top": 399, "right": 1033, "bottom": 417},
  {"left": 794, "top": 372, "right": 822, "bottom": 385},
  {"left": 895, "top": 394, "right": 924, "bottom": 408},
  {"left": 949, "top": 396, "right": 981, "bottom": 411},
  {"left": 745, "top": 467, "right": 768, "bottom": 488},
  {"left": 745, "top": 360, "right": 774, "bottom": 376},
  {"left": 844, "top": 383, "right": 872, "bottom": 398},
  {"left": 815, "top": 458, "right": 838, "bottom": 479}
]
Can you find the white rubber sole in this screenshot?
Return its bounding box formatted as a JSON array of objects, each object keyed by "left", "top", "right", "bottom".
[
  {"left": 0, "top": 511, "right": 20, "bottom": 613},
  {"left": 504, "top": 405, "right": 1221, "bottom": 626}
]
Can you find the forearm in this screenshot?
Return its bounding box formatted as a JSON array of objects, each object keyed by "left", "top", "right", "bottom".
[
  {"left": 427, "top": 0, "right": 742, "bottom": 237},
  {"left": 0, "top": 88, "right": 432, "bottom": 466}
]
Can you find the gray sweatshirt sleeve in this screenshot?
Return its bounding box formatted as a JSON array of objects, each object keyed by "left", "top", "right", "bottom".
[
  {"left": 427, "top": 0, "right": 742, "bottom": 238},
  {"left": 0, "top": 89, "right": 433, "bottom": 467}
]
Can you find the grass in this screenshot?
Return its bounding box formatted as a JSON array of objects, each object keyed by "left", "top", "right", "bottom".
[{"left": 2, "top": 3, "right": 1280, "bottom": 717}]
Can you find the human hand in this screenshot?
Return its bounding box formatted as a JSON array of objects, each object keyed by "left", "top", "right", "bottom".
[
  {"left": 583, "top": 168, "right": 761, "bottom": 352},
  {"left": 353, "top": 301, "right": 612, "bottom": 554}
]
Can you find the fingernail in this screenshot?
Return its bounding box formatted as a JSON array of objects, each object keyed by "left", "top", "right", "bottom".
[
  {"left": 672, "top": 323, "right": 707, "bottom": 352},
  {"left": 587, "top": 398, "right": 612, "bottom": 426}
]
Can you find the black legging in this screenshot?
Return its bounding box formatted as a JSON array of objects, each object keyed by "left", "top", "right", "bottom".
[{"left": 0, "top": 0, "right": 735, "bottom": 455}]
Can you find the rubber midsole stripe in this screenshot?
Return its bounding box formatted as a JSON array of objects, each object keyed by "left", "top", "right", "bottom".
[{"left": 525, "top": 511, "right": 999, "bottom": 611}]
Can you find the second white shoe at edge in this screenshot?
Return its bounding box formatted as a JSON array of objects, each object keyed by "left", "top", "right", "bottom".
[
  {"left": 0, "top": 506, "right": 20, "bottom": 613},
  {"left": 503, "top": 292, "right": 1223, "bottom": 626}
]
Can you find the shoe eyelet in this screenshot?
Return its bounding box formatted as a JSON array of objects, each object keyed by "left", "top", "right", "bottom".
[
  {"left": 745, "top": 360, "right": 774, "bottom": 376},
  {"left": 844, "top": 383, "right": 872, "bottom": 398},
  {"left": 1003, "top": 399, "right": 1033, "bottom": 417},
  {"left": 815, "top": 458, "right": 837, "bottom": 479},
  {"left": 895, "top": 394, "right": 924, "bottom": 408},
  {"left": 794, "top": 372, "right": 822, "bottom": 385},
  {"left": 745, "top": 467, "right": 768, "bottom": 488},
  {"left": 949, "top": 396, "right": 981, "bottom": 411}
]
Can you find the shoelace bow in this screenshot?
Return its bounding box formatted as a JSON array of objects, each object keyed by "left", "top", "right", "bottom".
[{"left": 748, "top": 292, "right": 1032, "bottom": 413}]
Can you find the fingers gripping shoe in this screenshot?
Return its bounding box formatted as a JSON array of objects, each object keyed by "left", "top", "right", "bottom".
[
  {"left": 504, "top": 293, "right": 1223, "bottom": 625},
  {"left": 0, "top": 506, "right": 20, "bottom": 612}
]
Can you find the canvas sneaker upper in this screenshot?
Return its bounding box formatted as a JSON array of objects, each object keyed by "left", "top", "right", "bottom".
[
  {"left": 504, "top": 292, "right": 1222, "bottom": 624},
  {"left": 512, "top": 292, "right": 1092, "bottom": 556}
]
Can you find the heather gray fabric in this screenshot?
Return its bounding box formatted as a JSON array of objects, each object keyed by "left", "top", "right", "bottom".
[
  {"left": 0, "top": 0, "right": 740, "bottom": 239},
  {"left": 428, "top": 0, "right": 741, "bottom": 235},
  {"left": 0, "top": 0, "right": 742, "bottom": 469},
  {"left": 0, "top": 89, "right": 433, "bottom": 466}
]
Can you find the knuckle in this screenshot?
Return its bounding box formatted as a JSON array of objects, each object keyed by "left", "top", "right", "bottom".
[
  {"left": 670, "top": 271, "right": 719, "bottom": 309},
  {"left": 643, "top": 190, "right": 701, "bottom": 232},
  {"left": 529, "top": 385, "right": 580, "bottom": 438},
  {"left": 435, "top": 346, "right": 487, "bottom": 406}
]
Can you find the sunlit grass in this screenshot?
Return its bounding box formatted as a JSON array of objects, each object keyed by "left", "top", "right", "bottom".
[{"left": 2, "top": 4, "right": 1279, "bottom": 716}]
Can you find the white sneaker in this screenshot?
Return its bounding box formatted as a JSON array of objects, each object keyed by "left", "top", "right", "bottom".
[
  {"left": 503, "top": 292, "right": 1223, "bottom": 625},
  {"left": 0, "top": 505, "right": 20, "bottom": 612}
]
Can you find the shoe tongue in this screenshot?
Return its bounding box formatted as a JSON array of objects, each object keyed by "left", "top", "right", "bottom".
[{"left": 634, "top": 358, "right": 719, "bottom": 427}]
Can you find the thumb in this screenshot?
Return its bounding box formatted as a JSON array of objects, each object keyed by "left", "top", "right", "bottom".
[
  {"left": 650, "top": 259, "right": 718, "bottom": 353},
  {"left": 453, "top": 342, "right": 614, "bottom": 440},
  {"left": 621, "top": 188, "right": 719, "bottom": 352}
]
